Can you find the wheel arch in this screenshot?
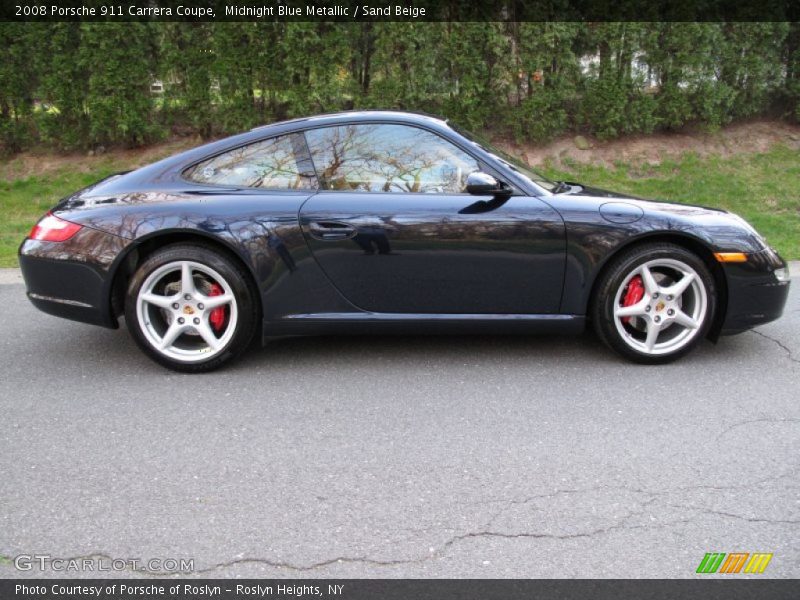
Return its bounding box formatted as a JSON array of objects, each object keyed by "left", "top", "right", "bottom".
[
  {"left": 585, "top": 232, "right": 728, "bottom": 341},
  {"left": 106, "top": 229, "right": 263, "bottom": 330}
]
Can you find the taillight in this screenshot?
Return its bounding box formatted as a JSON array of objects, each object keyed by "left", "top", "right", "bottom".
[{"left": 28, "top": 212, "right": 83, "bottom": 242}]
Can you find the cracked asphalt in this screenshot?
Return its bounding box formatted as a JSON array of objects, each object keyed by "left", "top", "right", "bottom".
[{"left": 0, "top": 269, "right": 798, "bottom": 579}]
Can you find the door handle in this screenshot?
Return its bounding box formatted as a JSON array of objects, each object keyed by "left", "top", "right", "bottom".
[{"left": 307, "top": 220, "right": 357, "bottom": 241}]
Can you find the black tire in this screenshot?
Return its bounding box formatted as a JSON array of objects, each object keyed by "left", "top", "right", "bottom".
[
  {"left": 591, "top": 243, "right": 716, "bottom": 364},
  {"left": 124, "top": 243, "right": 259, "bottom": 372}
]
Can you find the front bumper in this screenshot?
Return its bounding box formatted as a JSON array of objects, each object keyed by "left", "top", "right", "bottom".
[{"left": 719, "top": 247, "right": 790, "bottom": 335}]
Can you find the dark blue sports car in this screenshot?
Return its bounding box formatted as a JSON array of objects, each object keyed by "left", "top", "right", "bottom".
[{"left": 19, "top": 111, "right": 790, "bottom": 371}]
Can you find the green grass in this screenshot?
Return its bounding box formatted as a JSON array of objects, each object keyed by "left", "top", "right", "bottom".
[
  {"left": 540, "top": 145, "right": 800, "bottom": 259},
  {"left": 1, "top": 145, "right": 798, "bottom": 267},
  {"left": 1, "top": 167, "right": 117, "bottom": 266}
]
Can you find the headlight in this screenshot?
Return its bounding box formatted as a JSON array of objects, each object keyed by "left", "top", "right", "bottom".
[{"left": 774, "top": 265, "right": 791, "bottom": 283}]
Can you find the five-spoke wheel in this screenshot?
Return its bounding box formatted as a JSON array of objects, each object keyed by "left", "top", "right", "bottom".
[
  {"left": 125, "top": 244, "right": 257, "bottom": 372},
  {"left": 593, "top": 244, "right": 716, "bottom": 363},
  {"left": 136, "top": 260, "right": 238, "bottom": 361}
]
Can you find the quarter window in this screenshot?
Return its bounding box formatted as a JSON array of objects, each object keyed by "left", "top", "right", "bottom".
[
  {"left": 304, "top": 124, "right": 480, "bottom": 193},
  {"left": 184, "top": 133, "right": 317, "bottom": 190}
]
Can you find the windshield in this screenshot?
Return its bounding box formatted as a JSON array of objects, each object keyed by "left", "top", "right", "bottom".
[{"left": 451, "top": 124, "right": 559, "bottom": 193}]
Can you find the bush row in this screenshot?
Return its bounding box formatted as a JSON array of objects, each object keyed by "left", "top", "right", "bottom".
[{"left": 1, "top": 21, "right": 798, "bottom": 152}]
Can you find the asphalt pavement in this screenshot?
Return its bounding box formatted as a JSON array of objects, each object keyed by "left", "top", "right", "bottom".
[{"left": 0, "top": 268, "right": 798, "bottom": 579}]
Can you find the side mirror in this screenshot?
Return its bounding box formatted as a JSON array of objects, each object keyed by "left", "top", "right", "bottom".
[{"left": 466, "top": 171, "right": 510, "bottom": 196}]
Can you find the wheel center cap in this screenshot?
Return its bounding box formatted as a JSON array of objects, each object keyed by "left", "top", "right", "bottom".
[
  {"left": 183, "top": 305, "right": 195, "bottom": 315},
  {"left": 655, "top": 301, "right": 666, "bottom": 312}
]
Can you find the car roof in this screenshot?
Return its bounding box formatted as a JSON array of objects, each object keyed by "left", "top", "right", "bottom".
[
  {"left": 249, "top": 110, "right": 449, "bottom": 133},
  {"left": 107, "top": 111, "right": 455, "bottom": 188},
  {"left": 86, "top": 109, "right": 544, "bottom": 197}
]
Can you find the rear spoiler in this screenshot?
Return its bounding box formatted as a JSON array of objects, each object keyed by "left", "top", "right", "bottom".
[{"left": 54, "top": 171, "right": 132, "bottom": 211}]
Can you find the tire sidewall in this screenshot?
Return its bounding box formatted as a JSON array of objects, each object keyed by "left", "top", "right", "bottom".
[
  {"left": 593, "top": 244, "right": 716, "bottom": 364},
  {"left": 124, "top": 244, "right": 257, "bottom": 372}
]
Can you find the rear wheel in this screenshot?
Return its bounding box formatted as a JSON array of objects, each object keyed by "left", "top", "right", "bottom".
[
  {"left": 592, "top": 243, "right": 716, "bottom": 364},
  {"left": 124, "top": 244, "right": 258, "bottom": 372}
]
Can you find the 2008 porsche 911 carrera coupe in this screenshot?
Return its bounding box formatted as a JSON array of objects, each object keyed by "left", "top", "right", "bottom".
[{"left": 19, "top": 111, "right": 790, "bottom": 371}]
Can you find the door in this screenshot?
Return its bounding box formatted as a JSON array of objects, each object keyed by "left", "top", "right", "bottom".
[{"left": 299, "top": 123, "right": 565, "bottom": 314}]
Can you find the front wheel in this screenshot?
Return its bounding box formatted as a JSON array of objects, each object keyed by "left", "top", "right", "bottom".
[
  {"left": 592, "top": 243, "right": 716, "bottom": 364},
  {"left": 124, "top": 244, "right": 258, "bottom": 372}
]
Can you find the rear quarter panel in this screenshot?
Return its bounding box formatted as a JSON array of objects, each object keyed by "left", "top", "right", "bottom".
[{"left": 54, "top": 190, "right": 357, "bottom": 322}]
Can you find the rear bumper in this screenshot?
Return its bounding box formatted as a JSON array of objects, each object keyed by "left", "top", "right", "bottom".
[
  {"left": 19, "top": 252, "right": 115, "bottom": 328},
  {"left": 719, "top": 248, "right": 790, "bottom": 335},
  {"left": 18, "top": 231, "right": 127, "bottom": 328}
]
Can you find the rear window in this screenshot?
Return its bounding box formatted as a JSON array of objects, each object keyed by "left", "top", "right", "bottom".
[{"left": 184, "top": 133, "right": 317, "bottom": 190}]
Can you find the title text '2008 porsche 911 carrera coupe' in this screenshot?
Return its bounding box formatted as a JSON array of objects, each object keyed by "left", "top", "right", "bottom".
[{"left": 19, "top": 111, "right": 790, "bottom": 371}]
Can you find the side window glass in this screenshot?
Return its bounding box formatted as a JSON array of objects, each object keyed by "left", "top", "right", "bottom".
[
  {"left": 184, "top": 133, "right": 317, "bottom": 190},
  {"left": 304, "top": 124, "right": 479, "bottom": 193}
]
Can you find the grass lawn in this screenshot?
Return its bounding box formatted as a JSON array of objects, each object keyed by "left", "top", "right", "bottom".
[
  {"left": 540, "top": 145, "right": 800, "bottom": 260},
  {"left": 1, "top": 167, "right": 119, "bottom": 266},
  {"left": 0, "top": 145, "right": 798, "bottom": 267}
]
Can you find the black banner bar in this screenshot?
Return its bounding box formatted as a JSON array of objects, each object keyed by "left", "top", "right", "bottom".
[
  {"left": 1, "top": 0, "right": 798, "bottom": 22},
  {"left": 1, "top": 579, "right": 799, "bottom": 600}
]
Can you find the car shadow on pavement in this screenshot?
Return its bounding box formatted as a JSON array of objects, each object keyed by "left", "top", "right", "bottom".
[
  {"left": 230, "top": 329, "right": 759, "bottom": 373},
  {"left": 18, "top": 313, "right": 774, "bottom": 375}
]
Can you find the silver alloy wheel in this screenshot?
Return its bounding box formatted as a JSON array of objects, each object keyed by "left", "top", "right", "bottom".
[
  {"left": 135, "top": 260, "right": 238, "bottom": 362},
  {"left": 612, "top": 258, "right": 708, "bottom": 356}
]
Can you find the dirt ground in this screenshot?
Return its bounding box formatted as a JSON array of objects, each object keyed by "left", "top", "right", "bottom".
[
  {"left": 2, "top": 120, "right": 799, "bottom": 181},
  {"left": 0, "top": 136, "right": 202, "bottom": 181},
  {"left": 499, "top": 119, "right": 800, "bottom": 169}
]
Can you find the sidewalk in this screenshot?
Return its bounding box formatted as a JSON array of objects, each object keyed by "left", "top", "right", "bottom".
[{"left": 0, "top": 268, "right": 22, "bottom": 285}]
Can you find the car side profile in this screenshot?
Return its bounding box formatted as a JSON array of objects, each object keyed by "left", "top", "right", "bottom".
[{"left": 19, "top": 111, "right": 790, "bottom": 371}]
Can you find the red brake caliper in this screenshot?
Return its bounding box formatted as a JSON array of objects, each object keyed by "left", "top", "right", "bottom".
[
  {"left": 208, "top": 283, "right": 225, "bottom": 333},
  {"left": 621, "top": 275, "right": 644, "bottom": 324}
]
